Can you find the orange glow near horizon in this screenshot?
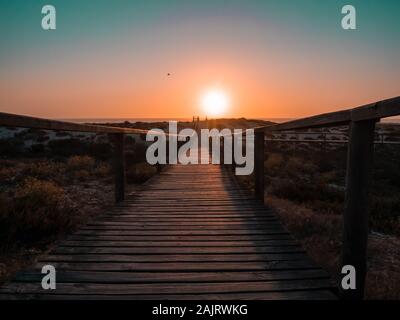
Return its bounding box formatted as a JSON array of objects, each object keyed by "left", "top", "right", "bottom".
[{"left": 0, "top": 54, "right": 398, "bottom": 121}]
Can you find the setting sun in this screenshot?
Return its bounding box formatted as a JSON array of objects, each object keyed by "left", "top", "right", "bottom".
[{"left": 201, "top": 89, "right": 229, "bottom": 117}]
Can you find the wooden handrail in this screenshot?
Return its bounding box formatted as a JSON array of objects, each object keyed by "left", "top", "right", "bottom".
[
  {"left": 255, "top": 96, "right": 400, "bottom": 132},
  {"left": 0, "top": 112, "right": 149, "bottom": 134},
  {"left": 0, "top": 111, "right": 183, "bottom": 137}
]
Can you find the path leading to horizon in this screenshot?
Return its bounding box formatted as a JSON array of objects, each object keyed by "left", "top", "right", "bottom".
[{"left": 0, "top": 161, "right": 336, "bottom": 299}]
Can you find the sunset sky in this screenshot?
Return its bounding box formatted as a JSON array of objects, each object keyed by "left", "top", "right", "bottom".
[{"left": 0, "top": 0, "right": 399, "bottom": 119}]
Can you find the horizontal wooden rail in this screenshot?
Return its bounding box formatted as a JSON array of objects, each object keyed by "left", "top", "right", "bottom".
[
  {"left": 256, "top": 96, "right": 400, "bottom": 132},
  {"left": 0, "top": 112, "right": 150, "bottom": 134},
  {"left": 0, "top": 112, "right": 184, "bottom": 137}
]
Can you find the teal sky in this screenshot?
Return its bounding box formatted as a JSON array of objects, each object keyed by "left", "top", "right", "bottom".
[{"left": 0, "top": 0, "right": 399, "bottom": 118}]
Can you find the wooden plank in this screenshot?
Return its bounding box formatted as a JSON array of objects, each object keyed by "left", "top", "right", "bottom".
[
  {"left": 0, "top": 290, "right": 337, "bottom": 300},
  {"left": 14, "top": 269, "right": 330, "bottom": 283},
  {"left": 80, "top": 224, "right": 283, "bottom": 231},
  {"left": 58, "top": 239, "right": 298, "bottom": 247},
  {"left": 74, "top": 230, "right": 289, "bottom": 236},
  {"left": 27, "top": 260, "right": 316, "bottom": 271},
  {"left": 50, "top": 246, "right": 303, "bottom": 255},
  {"left": 66, "top": 234, "right": 293, "bottom": 241},
  {"left": 86, "top": 219, "right": 279, "bottom": 226},
  {"left": 0, "top": 279, "right": 333, "bottom": 295},
  {"left": 89, "top": 218, "right": 279, "bottom": 223},
  {"left": 40, "top": 253, "right": 308, "bottom": 263}
]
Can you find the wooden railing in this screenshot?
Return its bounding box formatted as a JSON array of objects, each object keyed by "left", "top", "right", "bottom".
[
  {"left": 226, "top": 96, "right": 399, "bottom": 300},
  {"left": 0, "top": 112, "right": 173, "bottom": 203}
]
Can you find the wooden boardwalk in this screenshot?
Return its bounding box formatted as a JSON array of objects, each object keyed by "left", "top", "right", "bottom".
[{"left": 0, "top": 163, "right": 336, "bottom": 300}]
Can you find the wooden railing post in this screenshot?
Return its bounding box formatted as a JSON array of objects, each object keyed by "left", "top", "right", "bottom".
[
  {"left": 110, "top": 133, "right": 126, "bottom": 203},
  {"left": 254, "top": 130, "right": 265, "bottom": 203},
  {"left": 340, "top": 119, "right": 376, "bottom": 300}
]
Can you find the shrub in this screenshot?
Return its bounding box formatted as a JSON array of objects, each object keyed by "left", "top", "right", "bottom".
[
  {"left": 285, "top": 156, "right": 317, "bottom": 178},
  {"left": 125, "top": 142, "right": 147, "bottom": 164},
  {"left": 370, "top": 195, "right": 400, "bottom": 236},
  {"left": 30, "top": 143, "right": 46, "bottom": 154},
  {"left": 126, "top": 162, "right": 156, "bottom": 184},
  {"left": 0, "top": 178, "right": 77, "bottom": 244},
  {"left": 55, "top": 131, "right": 70, "bottom": 137},
  {"left": 269, "top": 177, "right": 343, "bottom": 214},
  {"left": 73, "top": 169, "right": 90, "bottom": 181},
  {"left": 264, "top": 153, "right": 283, "bottom": 173},
  {"left": 22, "top": 161, "right": 65, "bottom": 181},
  {"left": 0, "top": 138, "right": 24, "bottom": 156},
  {"left": 94, "top": 163, "right": 111, "bottom": 178},
  {"left": 48, "top": 138, "right": 89, "bottom": 157},
  {"left": 90, "top": 142, "right": 112, "bottom": 160},
  {"left": 0, "top": 164, "right": 19, "bottom": 184},
  {"left": 66, "top": 155, "right": 95, "bottom": 171}
]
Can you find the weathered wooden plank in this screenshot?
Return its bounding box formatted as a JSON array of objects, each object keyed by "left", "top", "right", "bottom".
[
  {"left": 28, "top": 260, "right": 316, "bottom": 272},
  {"left": 90, "top": 218, "right": 279, "bottom": 224},
  {"left": 0, "top": 290, "right": 337, "bottom": 300},
  {"left": 40, "top": 253, "right": 308, "bottom": 263},
  {"left": 58, "top": 239, "right": 297, "bottom": 247},
  {"left": 87, "top": 219, "right": 279, "bottom": 226},
  {"left": 74, "top": 229, "right": 289, "bottom": 236},
  {"left": 50, "top": 246, "right": 303, "bottom": 255},
  {"left": 80, "top": 224, "right": 283, "bottom": 231},
  {"left": 0, "top": 279, "right": 333, "bottom": 295},
  {"left": 14, "top": 269, "right": 330, "bottom": 283},
  {"left": 66, "top": 234, "right": 293, "bottom": 241}
]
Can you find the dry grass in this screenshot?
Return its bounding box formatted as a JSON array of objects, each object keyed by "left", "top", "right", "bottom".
[
  {"left": 0, "top": 156, "right": 117, "bottom": 285},
  {"left": 0, "top": 178, "right": 78, "bottom": 246},
  {"left": 66, "top": 155, "right": 95, "bottom": 171},
  {"left": 126, "top": 162, "right": 157, "bottom": 184},
  {"left": 0, "top": 177, "right": 115, "bottom": 285}
]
